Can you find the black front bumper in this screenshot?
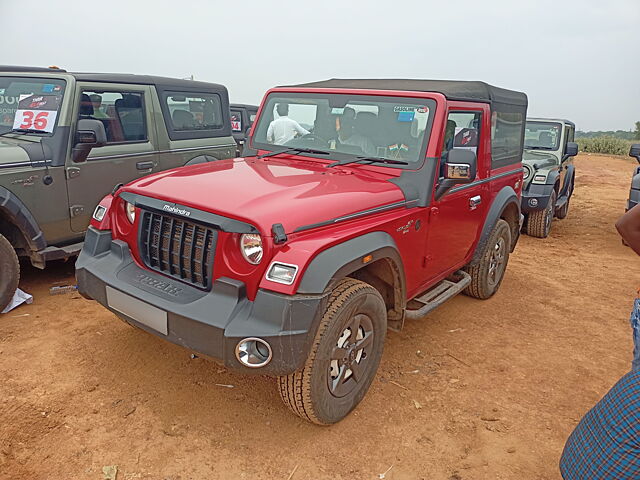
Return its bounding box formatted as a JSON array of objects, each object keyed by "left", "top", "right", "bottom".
[
  {"left": 76, "top": 227, "right": 327, "bottom": 375},
  {"left": 521, "top": 183, "right": 554, "bottom": 213}
]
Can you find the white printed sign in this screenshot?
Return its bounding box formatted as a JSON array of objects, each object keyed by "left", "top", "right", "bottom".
[
  {"left": 11, "top": 94, "right": 61, "bottom": 133},
  {"left": 12, "top": 109, "right": 58, "bottom": 132}
]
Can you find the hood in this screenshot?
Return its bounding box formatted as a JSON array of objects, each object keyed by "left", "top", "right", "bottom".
[
  {"left": 0, "top": 138, "right": 31, "bottom": 165},
  {"left": 522, "top": 150, "right": 559, "bottom": 169},
  {"left": 123, "top": 157, "right": 406, "bottom": 235}
]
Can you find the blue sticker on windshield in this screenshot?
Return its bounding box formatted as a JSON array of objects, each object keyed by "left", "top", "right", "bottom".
[
  {"left": 397, "top": 111, "right": 415, "bottom": 122},
  {"left": 42, "top": 84, "right": 55, "bottom": 93}
]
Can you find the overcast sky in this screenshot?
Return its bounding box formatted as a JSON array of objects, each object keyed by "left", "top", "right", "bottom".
[{"left": 3, "top": 0, "right": 638, "bottom": 131}]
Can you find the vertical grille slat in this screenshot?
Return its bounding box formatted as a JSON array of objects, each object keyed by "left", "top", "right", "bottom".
[{"left": 139, "top": 209, "right": 217, "bottom": 290}]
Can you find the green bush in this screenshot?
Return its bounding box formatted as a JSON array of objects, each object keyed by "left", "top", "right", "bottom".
[{"left": 577, "top": 137, "right": 634, "bottom": 156}]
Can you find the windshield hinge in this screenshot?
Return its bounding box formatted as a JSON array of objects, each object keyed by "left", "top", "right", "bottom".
[{"left": 271, "top": 223, "right": 288, "bottom": 244}]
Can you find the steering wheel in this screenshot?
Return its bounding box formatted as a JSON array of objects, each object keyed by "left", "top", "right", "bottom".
[{"left": 284, "top": 133, "right": 329, "bottom": 149}]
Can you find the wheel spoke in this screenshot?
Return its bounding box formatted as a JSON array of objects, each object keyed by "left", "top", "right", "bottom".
[
  {"left": 331, "top": 364, "right": 349, "bottom": 394},
  {"left": 350, "top": 359, "right": 365, "bottom": 382},
  {"left": 331, "top": 346, "right": 348, "bottom": 361},
  {"left": 348, "top": 314, "right": 363, "bottom": 343},
  {"left": 354, "top": 330, "right": 373, "bottom": 351}
]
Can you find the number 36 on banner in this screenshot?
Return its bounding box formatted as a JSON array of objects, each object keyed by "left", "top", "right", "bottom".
[{"left": 12, "top": 109, "right": 58, "bottom": 133}]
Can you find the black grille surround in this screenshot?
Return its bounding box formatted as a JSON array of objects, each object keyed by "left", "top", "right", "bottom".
[{"left": 139, "top": 209, "right": 218, "bottom": 290}]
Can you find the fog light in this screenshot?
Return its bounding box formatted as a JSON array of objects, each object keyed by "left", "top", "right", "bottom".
[
  {"left": 534, "top": 174, "right": 546, "bottom": 182},
  {"left": 529, "top": 198, "right": 538, "bottom": 207},
  {"left": 266, "top": 262, "right": 298, "bottom": 285},
  {"left": 235, "top": 338, "right": 272, "bottom": 368}
]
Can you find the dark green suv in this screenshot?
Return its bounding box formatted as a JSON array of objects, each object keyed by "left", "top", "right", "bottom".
[{"left": 0, "top": 66, "right": 236, "bottom": 311}]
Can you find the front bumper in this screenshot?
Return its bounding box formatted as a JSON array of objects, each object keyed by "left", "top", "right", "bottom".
[
  {"left": 521, "top": 183, "right": 555, "bottom": 213},
  {"left": 76, "top": 227, "right": 327, "bottom": 375}
]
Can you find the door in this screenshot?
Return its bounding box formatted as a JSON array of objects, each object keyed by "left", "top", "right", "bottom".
[
  {"left": 66, "top": 83, "right": 159, "bottom": 232},
  {"left": 423, "top": 106, "right": 490, "bottom": 281}
]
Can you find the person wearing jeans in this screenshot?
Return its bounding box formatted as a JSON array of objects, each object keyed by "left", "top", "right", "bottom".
[{"left": 559, "top": 205, "right": 640, "bottom": 479}]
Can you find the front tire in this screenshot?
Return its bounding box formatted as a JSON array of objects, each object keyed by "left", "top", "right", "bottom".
[
  {"left": 278, "top": 278, "right": 387, "bottom": 425},
  {"left": 0, "top": 233, "right": 20, "bottom": 312},
  {"left": 526, "top": 191, "right": 557, "bottom": 238},
  {"left": 464, "top": 219, "right": 511, "bottom": 300}
]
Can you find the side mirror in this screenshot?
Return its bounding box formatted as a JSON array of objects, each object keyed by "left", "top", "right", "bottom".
[
  {"left": 563, "top": 141, "right": 578, "bottom": 160},
  {"left": 435, "top": 149, "right": 477, "bottom": 200},
  {"left": 72, "top": 119, "right": 107, "bottom": 163},
  {"left": 630, "top": 144, "right": 640, "bottom": 164}
]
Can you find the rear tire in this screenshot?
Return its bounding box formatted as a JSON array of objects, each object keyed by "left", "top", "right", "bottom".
[
  {"left": 0, "top": 233, "right": 20, "bottom": 312},
  {"left": 278, "top": 278, "right": 387, "bottom": 425},
  {"left": 526, "top": 191, "right": 557, "bottom": 238},
  {"left": 464, "top": 219, "right": 511, "bottom": 300}
]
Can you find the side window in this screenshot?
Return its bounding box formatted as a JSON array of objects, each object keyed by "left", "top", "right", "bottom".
[
  {"left": 441, "top": 111, "right": 481, "bottom": 176},
  {"left": 79, "top": 90, "right": 147, "bottom": 144},
  {"left": 564, "top": 125, "right": 575, "bottom": 150},
  {"left": 249, "top": 112, "right": 257, "bottom": 124},
  {"left": 491, "top": 110, "right": 524, "bottom": 168},
  {"left": 164, "top": 92, "right": 223, "bottom": 132},
  {"left": 230, "top": 110, "right": 242, "bottom": 132}
]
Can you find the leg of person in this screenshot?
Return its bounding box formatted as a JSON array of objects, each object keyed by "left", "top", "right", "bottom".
[{"left": 560, "top": 370, "right": 640, "bottom": 479}]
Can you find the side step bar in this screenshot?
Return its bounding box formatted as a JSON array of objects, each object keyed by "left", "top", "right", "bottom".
[{"left": 404, "top": 270, "right": 471, "bottom": 321}]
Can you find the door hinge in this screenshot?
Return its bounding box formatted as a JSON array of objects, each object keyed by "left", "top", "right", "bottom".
[
  {"left": 69, "top": 205, "right": 84, "bottom": 217},
  {"left": 66, "top": 167, "right": 81, "bottom": 179}
]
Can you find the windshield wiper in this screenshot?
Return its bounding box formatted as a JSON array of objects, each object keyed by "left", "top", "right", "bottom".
[
  {"left": 0, "top": 128, "right": 48, "bottom": 137},
  {"left": 327, "top": 156, "right": 409, "bottom": 168},
  {"left": 257, "top": 146, "right": 330, "bottom": 159}
]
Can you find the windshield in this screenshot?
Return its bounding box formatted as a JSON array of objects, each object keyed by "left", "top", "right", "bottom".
[
  {"left": 524, "top": 121, "right": 562, "bottom": 150},
  {"left": 252, "top": 93, "right": 435, "bottom": 168},
  {"left": 0, "top": 76, "right": 66, "bottom": 136}
]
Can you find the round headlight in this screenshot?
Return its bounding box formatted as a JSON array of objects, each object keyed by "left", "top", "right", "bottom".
[
  {"left": 240, "top": 234, "right": 263, "bottom": 264},
  {"left": 125, "top": 202, "right": 136, "bottom": 223},
  {"left": 523, "top": 165, "right": 532, "bottom": 181}
]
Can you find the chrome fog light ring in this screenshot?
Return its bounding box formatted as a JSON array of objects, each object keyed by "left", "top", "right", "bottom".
[{"left": 235, "top": 337, "right": 273, "bottom": 368}]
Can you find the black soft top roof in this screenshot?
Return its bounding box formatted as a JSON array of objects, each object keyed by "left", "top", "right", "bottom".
[
  {"left": 0, "top": 66, "right": 226, "bottom": 92},
  {"left": 286, "top": 78, "right": 527, "bottom": 107}
]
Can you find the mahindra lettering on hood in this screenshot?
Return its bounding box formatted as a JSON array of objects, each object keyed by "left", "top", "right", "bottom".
[{"left": 76, "top": 78, "right": 528, "bottom": 424}]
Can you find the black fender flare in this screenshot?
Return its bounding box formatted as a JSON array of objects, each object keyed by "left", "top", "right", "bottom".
[
  {"left": 297, "top": 231, "right": 406, "bottom": 298},
  {"left": 0, "top": 186, "right": 46, "bottom": 252},
  {"left": 546, "top": 169, "right": 561, "bottom": 193},
  {"left": 470, "top": 186, "right": 520, "bottom": 265},
  {"left": 184, "top": 154, "right": 220, "bottom": 166},
  {"left": 559, "top": 164, "right": 575, "bottom": 198}
]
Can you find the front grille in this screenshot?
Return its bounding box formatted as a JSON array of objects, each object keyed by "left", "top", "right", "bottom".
[{"left": 139, "top": 210, "right": 217, "bottom": 290}]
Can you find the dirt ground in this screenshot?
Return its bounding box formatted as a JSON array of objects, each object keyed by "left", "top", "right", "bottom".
[{"left": 1, "top": 154, "right": 639, "bottom": 480}]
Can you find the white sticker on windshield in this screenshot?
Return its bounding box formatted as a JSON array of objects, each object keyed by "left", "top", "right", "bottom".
[{"left": 11, "top": 94, "right": 61, "bottom": 133}]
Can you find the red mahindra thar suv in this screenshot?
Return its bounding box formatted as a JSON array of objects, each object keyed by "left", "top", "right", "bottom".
[{"left": 76, "top": 79, "right": 527, "bottom": 424}]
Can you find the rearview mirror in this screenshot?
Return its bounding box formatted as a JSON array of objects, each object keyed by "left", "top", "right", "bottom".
[
  {"left": 72, "top": 119, "right": 107, "bottom": 163},
  {"left": 630, "top": 144, "right": 640, "bottom": 164},
  {"left": 435, "top": 149, "right": 477, "bottom": 200},
  {"left": 563, "top": 141, "right": 578, "bottom": 160}
]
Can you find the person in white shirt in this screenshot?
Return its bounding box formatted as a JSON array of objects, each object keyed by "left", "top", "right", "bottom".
[{"left": 267, "top": 103, "right": 309, "bottom": 145}]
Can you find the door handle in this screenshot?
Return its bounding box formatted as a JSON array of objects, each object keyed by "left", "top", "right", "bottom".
[
  {"left": 136, "top": 161, "right": 155, "bottom": 170},
  {"left": 469, "top": 195, "right": 482, "bottom": 210}
]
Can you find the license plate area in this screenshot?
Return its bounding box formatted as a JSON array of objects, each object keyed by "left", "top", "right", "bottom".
[{"left": 106, "top": 286, "right": 168, "bottom": 335}]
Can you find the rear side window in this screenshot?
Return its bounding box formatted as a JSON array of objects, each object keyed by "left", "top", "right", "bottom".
[
  {"left": 164, "top": 92, "right": 223, "bottom": 132},
  {"left": 80, "top": 90, "right": 147, "bottom": 144},
  {"left": 491, "top": 111, "right": 524, "bottom": 168}
]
